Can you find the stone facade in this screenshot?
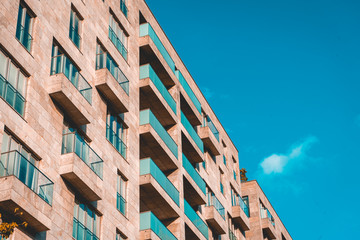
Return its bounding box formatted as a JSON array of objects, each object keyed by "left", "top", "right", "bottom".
[{"left": 0, "top": 0, "right": 291, "bottom": 239}]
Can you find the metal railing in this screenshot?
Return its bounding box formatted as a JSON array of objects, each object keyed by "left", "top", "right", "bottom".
[
  {"left": 50, "top": 53, "right": 92, "bottom": 103},
  {"left": 140, "top": 158, "right": 179, "bottom": 206},
  {"left": 182, "top": 154, "right": 206, "bottom": 195},
  {"left": 181, "top": 111, "right": 204, "bottom": 153},
  {"left": 139, "top": 23, "right": 175, "bottom": 73},
  {"left": 16, "top": 24, "right": 33, "bottom": 51},
  {"left": 96, "top": 52, "right": 129, "bottom": 95},
  {"left": 140, "top": 64, "right": 176, "bottom": 114},
  {"left": 106, "top": 124, "right": 126, "bottom": 159},
  {"left": 61, "top": 131, "right": 103, "bottom": 179},
  {"left": 184, "top": 199, "right": 208, "bottom": 239},
  {"left": 140, "top": 109, "right": 178, "bottom": 159},
  {"left": 140, "top": 211, "right": 177, "bottom": 240},
  {"left": 0, "top": 150, "right": 54, "bottom": 205},
  {"left": 109, "top": 26, "right": 128, "bottom": 61},
  {"left": 0, "top": 74, "right": 25, "bottom": 116},
  {"left": 206, "top": 192, "right": 225, "bottom": 219}
]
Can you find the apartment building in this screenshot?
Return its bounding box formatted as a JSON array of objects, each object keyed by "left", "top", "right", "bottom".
[{"left": 0, "top": 0, "right": 291, "bottom": 239}]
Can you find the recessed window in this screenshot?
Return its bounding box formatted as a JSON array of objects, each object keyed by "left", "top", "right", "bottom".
[
  {"left": 73, "top": 200, "right": 100, "bottom": 240},
  {"left": 69, "top": 8, "right": 82, "bottom": 49},
  {"left": 109, "top": 13, "right": 128, "bottom": 60},
  {"left": 106, "top": 109, "right": 127, "bottom": 159},
  {"left": 117, "top": 173, "right": 127, "bottom": 215},
  {"left": 16, "top": 2, "right": 34, "bottom": 51},
  {"left": 120, "top": 0, "right": 128, "bottom": 18},
  {"left": 0, "top": 49, "right": 27, "bottom": 116},
  {"left": 116, "top": 230, "right": 127, "bottom": 240}
]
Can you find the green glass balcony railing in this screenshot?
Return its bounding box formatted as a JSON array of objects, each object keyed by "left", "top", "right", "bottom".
[
  {"left": 96, "top": 52, "right": 129, "bottom": 95},
  {"left": 15, "top": 24, "right": 32, "bottom": 51},
  {"left": 106, "top": 124, "right": 126, "bottom": 159},
  {"left": 140, "top": 158, "right": 179, "bottom": 206},
  {"left": 202, "top": 115, "right": 219, "bottom": 141},
  {"left": 184, "top": 199, "right": 208, "bottom": 239},
  {"left": 206, "top": 192, "right": 225, "bottom": 220},
  {"left": 117, "top": 192, "right": 126, "bottom": 215},
  {"left": 181, "top": 112, "right": 204, "bottom": 153},
  {"left": 140, "top": 64, "right": 177, "bottom": 115},
  {"left": 140, "top": 109, "right": 178, "bottom": 159},
  {"left": 73, "top": 218, "right": 99, "bottom": 240},
  {"left": 50, "top": 54, "right": 92, "bottom": 104},
  {"left": 0, "top": 150, "right": 54, "bottom": 205},
  {"left": 140, "top": 211, "right": 177, "bottom": 240},
  {"left": 0, "top": 74, "right": 25, "bottom": 116},
  {"left": 120, "top": 0, "right": 128, "bottom": 18},
  {"left": 182, "top": 154, "right": 206, "bottom": 195},
  {"left": 261, "top": 207, "right": 275, "bottom": 227},
  {"left": 61, "top": 131, "right": 103, "bottom": 179},
  {"left": 139, "top": 23, "right": 175, "bottom": 73},
  {"left": 231, "top": 193, "right": 250, "bottom": 217},
  {"left": 69, "top": 26, "right": 81, "bottom": 49},
  {"left": 109, "top": 26, "right": 128, "bottom": 61},
  {"left": 229, "top": 228, "right": 237, "bottom": 240},
  {"left": 175, "top": 70, "right": 201, "bottom": 114}
]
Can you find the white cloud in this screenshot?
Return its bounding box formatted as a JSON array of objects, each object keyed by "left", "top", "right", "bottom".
[
  {"left": 203, "top": 87, "right": 214, "bottom": 99},
  {"left": 260, "top": 136, "right": 318, "bottom": 175}
]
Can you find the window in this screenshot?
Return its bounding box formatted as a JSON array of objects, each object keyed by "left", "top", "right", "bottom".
[
  {"left": 117, "top": 173, "right": 127, "bottom": 215},
  {"left": 16, "top": 3, "right": 34, "bottom": 51},
  {"left": 120, "top": 0, "right": 128, "bottom": 18},
  {"left": 233, "top": 170, "right": 237, "bottom": 181},
  {"left": 109, "top": 14, "right": 128, "bottom": 60},
  {"left": 220, "top": 169, "right": 224, "bottom": 195},
  {"left": 106, "top": 110, "right": 127, "bottom": 159},
  {"left": 223, "top": 155, "right": 226, "bottom": 166},
  {"left": 69, "top": 8, "right": 82, "bottom": 48},
  {"left": 95, "top": 43, "right": 129, "bottom": 95},
  {"left": 116, "top": 231, "right": 127, "bottom": 240},
  {"left": 51, "top": 43, "right": 92, "bottom": 103},
  {"left": 73, "top": 200, "right": 100, "bottom": 240},
  {"left": 0, "top": 50, "right": 27, "bottom": 116}
]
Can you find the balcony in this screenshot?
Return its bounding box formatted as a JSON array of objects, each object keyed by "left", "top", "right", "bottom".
[
  {"left": 198, "top": 116, "right": 220, "bottom": 156},
  {"left": 260, "top": 208, "right": 276, "bottom": 239},
  {"left": 181, "top": 112, "right": 203, "bottom": 163},
  {"left": 184, "top": 199, "right": 209, "bottom": 240},
  {"left": 140, "top": 109, "right": 178, "bottom": 171},
  {"left": 204, "top": 193, "right": 226, "bottom": 234},
  {"left": 109, "top": 26, "right": 128, "bottom": 61},
  {"left": 48, "top": 54, "right": 93, "bottom": 125},
  {"left": 95, "top": 63, "right": 129, "bottom": 113},
  {"left": 182, "top": 154, "right": 206, "bottom": 206},
  {"left": 0, "top": 150, "right": 53, "bottom": 232},
  {"left": 140, "top": 211, "right": 177, "bottom": 240},
  {"left": 231, "top": 197, "right": 250, "bottom": 231},
  {"left": 176, "top": 70, "right": 202, "bottom": 125},
  {"left": 140, "top": 158, "right": 180, "bottom": 219},
  {"left": 140, "top": 64, "right": 176, "bottom": 127},
  {"left": 60, "top": 131, "right": 103, "bottom": 201}
]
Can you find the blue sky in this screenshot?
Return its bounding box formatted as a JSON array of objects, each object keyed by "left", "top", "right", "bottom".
[{"left": 146, "top": 0, "right": 360, "bottom": 239}]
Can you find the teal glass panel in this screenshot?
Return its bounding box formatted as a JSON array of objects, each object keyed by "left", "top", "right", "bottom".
[
  {"left": 140, "top": 212, "right": 177, "bottom": 240},
  {"left": 140, "top": 109, "right": 178, "bottom": 158},
  {"left": 182, "top": 154, "right": 206, "bottom": 195},
  {"left": 117, "top": 193, "right": 126, "bottom": 215},
  {"left": 181, "top": 112, "right": 204, "bottom": 153},
  {"left": 140, "top": 158, "right": 179, "bottom": 206},
  {"left": 106, "top": 124, "right": 126, "bottom": 159},
  {"left": 61, "top": 131, "right": 103, "bottom": 179},
  {"left": 0, "top": 150, "right": 54, "bottom": 205},
  {"left": 139, "top": 64, "right": 176, "bottom": 114},
  {"left": 207, "top": 192, "right": 225, "bottom": 219},
  {"left": 139, "top": 23, "right": 175, "bottom": 73},
  {"left": 120, "top": 0, "right": 128, "bottom": 17},
  {"left": 184, "top": 200, "right": 209, "bottom": 239},
  {"left": 175, "top": 70, "right": 201, "bottom": 114},
  {"left": 261, "top": 208, "right": 275, "bottom": 227},
  {"left": 0, "top": 74, "right": 25, "bottom": 116},
  {"left": 203, "top": 115, "right": 219, "bottom": 141},
  {"left": 109, "top": 26, "right": 128, "bottom": 60}
]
